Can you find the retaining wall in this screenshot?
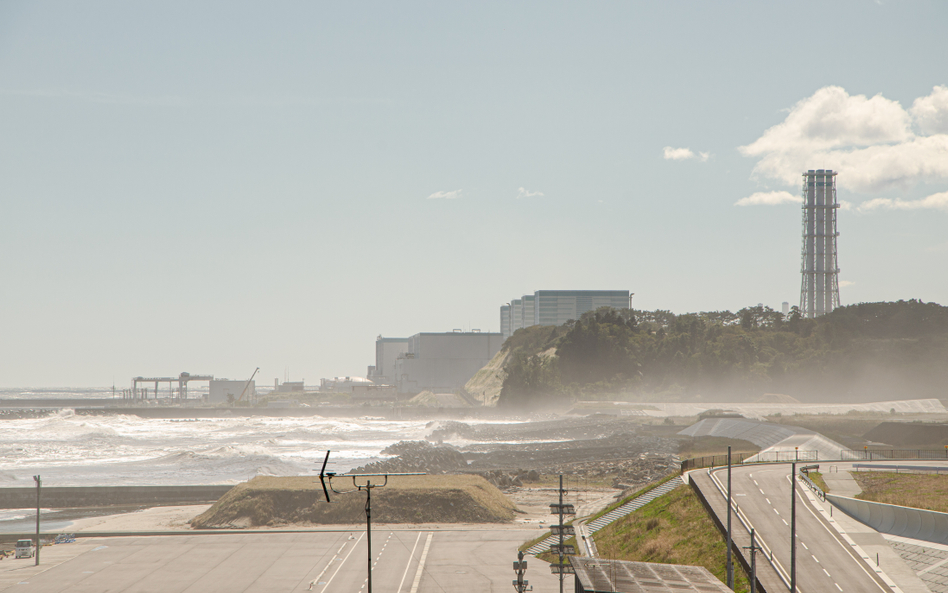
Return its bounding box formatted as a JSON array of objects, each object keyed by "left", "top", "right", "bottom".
[
  {"left": 0, "top": 485, "right": 233, "bottom": 509},
  {"left": 827, "top": 493, "right": 948, "bottom": 546}
]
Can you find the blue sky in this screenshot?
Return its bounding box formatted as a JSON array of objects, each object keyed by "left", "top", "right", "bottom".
[{"left": 1, "top": 1, "right": 946, "bottom": 386}]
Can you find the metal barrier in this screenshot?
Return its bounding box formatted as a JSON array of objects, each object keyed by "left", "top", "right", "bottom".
[
  {"left": 798, "top": 470, "right": 825, "bottom": 502},
  {"left": 840, "top": 449, "right": 948, "bottom": 461}
]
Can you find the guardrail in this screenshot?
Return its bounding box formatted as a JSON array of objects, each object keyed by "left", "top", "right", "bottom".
[
  {"left": 841, "top": 449, "right": 948, "bottom": 461},
  {"left": 798, "top": 469, "right": 825, "bottom": 502}
]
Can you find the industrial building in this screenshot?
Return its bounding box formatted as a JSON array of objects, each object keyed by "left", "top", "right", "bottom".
[
  {"left": 800, "top": 169, "right": 840, "bottom": 318},
  {"left": 500, "top": 290, "right": 631, "bottom": 339},
  {"left": 367, "top": 336, "right": 410, "bottom": 386},
  {"left": 394, "top": 331, "right": 503, "bottom": 394},
  {"left": 207, "top": 379, "right": 255, "bottom": 404}
]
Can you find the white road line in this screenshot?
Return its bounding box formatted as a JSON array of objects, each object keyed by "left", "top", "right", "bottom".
[
  {"left": 812, "top": 555, "right": 819, "bottom": 563},
  {"left": 802, "top": 542, "right": 809, "bottom": 550},
  {"left": 824, "top": 568, "right": 831, "bottom": 577},
  {"left": 759, "top": 489, "right": 765, "bottom": 494},
  {"left": 409, "top": 532, "right": 433, "bottom": 593},
  {"left": 836, "top": 584, "right": 843, "bottom": 591},
  {"left": 782, "top": 519, "right": 788, "bottom": 526},
  {"left": 396, "top": 532, "right": 423, "bottom": 593},
  {"left": 766, "top": 498, "right": 771, "bottom": 505},
  {"left": 319, "top": 531, "right": 366, "bottom": 593},
  {"left": 773, "top": 508, "right": 780, "bottom": 515},
  {"left": 308, "top": 537, "right": 351, "bottom": 591}
]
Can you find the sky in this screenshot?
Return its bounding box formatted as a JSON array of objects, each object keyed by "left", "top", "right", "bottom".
[{"left": 1, "top": 1, "right": 947, "bottom": 387}]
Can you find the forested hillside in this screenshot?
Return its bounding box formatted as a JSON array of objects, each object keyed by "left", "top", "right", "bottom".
[{"left": 497, "top": 300, "right": 948, "bottom": 408}]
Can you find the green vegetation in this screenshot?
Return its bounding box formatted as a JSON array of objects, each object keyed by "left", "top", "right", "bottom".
[
  {"left": 807, "top": 471, "right": 829, "bottom": 493},
  {"left": 190, "top": 475, "right": 516, "bottom": 528},
  {"left": 593, "top": 484, "right": 749, "bottom": 592},
  {"left": 853, "top": 472, "right": 948, "bottom": 513},
  {"left": 498, "top": 300, "right": 948, "bottom": 408}
]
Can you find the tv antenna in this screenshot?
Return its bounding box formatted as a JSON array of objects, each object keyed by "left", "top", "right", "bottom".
[{"left": 317, "top": 450, "right": 425, "bottom": 593}]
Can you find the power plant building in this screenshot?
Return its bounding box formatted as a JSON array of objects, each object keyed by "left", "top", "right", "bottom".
[
  {"left": 800, "top": 169, "right": 840, "bottom": 318},
  {"left": 500, "top": 290, "right": 631, "bottom": 339},
  {"left": 394, "top": 331, "right": 503, "bottom": 394},
  {"left": 367, "top": 336, "right": 410, "bottom": 386}
]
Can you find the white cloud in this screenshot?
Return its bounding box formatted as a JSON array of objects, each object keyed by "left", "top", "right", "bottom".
[
  {"left": 427, "top": 189, "right": 462, "bottom": 200},
  {"left": 516, "top": 187, "right": 544, "bottom": 199},
  {"left": 739, "top": 86, "right": 948, "bottom": 194},
  {"left": 858, "top": 190, "right": 948, "bottom": 212},
  {"left": 663, "top": 146, "right": 696, "bottom": 160},
  {"left": 698, "top": 151, "right": 711, "bottom": 162},
  {"left": 734, "top": 190, "right": 801, "bottom": 207},
  {"left": 839, "top": 280, "right": 856, "bottom": 288},
  {"left": 911, "top": 85, "right": 948, "bottom": 135}
]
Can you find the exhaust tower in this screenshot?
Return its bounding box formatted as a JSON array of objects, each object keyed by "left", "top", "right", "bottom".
[{"left": 800, "top": 169, "right": 840, "bottom": 318}]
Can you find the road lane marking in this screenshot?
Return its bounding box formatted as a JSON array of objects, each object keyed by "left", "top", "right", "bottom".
[
  {"left": 759, "top": 489, "right": 765, "bottom": 494},
  {"left": 396, "top": 532, "right": 423, "bottom": 593},
  {"left": 773, "top": 508, "right": 780, "bottom": 515},
  {"left": 308, "top": 535, "right": 354, "bottom": 590},
  {"left": 782, "top": 519, "right": 788, "bottom": 525},
  {"left": 836, "top": 584, "right": 843, "bottom": 591},
  {"left": 824, "top": 568, "right": 831, "bottom": 577},
  {"left": 812, "top": 555, "right": 819, "bottom": 563},
  {"left": 409, "top": 532, "right": 433, "bottom": 593},
  {"left": 318, "top": 531, "right": 366, "bottom": 593},
  {"left": 802, "top": 542, "right": 809, "bottom": 550},
  {"left": 766, "top": 498, "right": 771, "bottom": 505}
]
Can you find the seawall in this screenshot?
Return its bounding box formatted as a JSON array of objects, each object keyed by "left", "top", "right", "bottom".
[{"left": 0, "top": 485, "right": 233, "bottom": 509}]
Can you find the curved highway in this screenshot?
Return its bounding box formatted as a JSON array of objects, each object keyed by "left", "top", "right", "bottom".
[{"left": 707, "top": 463, "right": 892, "bottom": 593}]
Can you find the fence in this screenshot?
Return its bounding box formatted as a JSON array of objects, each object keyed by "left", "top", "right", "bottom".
[
  {"left": 682, "top": 449, "right": 948, "bottom": 473},
  {"left": 680, "top": 450, "right": 818, "bottom": 472}
]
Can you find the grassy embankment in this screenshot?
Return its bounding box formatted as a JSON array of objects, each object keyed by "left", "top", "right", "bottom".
[
  {"left": 852, "top": 472, "right": 948, "bottom": 513},
  {"left": 593, "top": 484, "right": 749, "bottom": 592},
  {"left": 191, "top": 475, "right": 516, "bottom": 528}
]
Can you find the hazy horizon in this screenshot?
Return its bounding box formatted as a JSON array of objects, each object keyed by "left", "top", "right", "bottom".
[{"left": 2, "top": 2, "right": 946, "bottom": 387}]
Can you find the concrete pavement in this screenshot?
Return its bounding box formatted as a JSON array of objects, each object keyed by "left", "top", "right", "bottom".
[{"left": 0, "top": 529, "right": 561, "bottom": 593}]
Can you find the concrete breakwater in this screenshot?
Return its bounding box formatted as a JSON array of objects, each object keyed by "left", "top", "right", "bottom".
[{"left": 0, "top": 485, "right": 232, "bottom": 509}]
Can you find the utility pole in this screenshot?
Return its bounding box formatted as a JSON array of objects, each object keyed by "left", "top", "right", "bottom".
[
  {"left": 791, "top": 462, "right": 797, "bottom": 593},
  {"left": 743, "top": 528, "right": 761, "bottom": 593},
  {"left": 33, "top": 475, "right": 40, "bottom": 566},
  {"left": 727, "top": 446, "right": 733, "bottom": 589}
]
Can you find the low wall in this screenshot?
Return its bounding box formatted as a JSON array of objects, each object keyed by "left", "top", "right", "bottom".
[
  {"left": 0, "top": 485, "right": 233, "bottom": 509},
  {"left": 827, "top": 493, "right": 948, "bottom": 545}
]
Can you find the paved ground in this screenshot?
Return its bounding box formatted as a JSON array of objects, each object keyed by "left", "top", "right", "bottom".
[{"left": 0, "top": 529, "right": 561, "bottom": 593}]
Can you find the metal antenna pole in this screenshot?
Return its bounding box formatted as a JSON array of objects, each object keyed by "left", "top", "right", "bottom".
[
  {"left": 791, "top": 462, "right": 796, "bottom": 592},
  {"left": 366, "top": 480, "right": 372, "bottom": 593},
  {"left": 320, "top": 452, "right": 425, "bottom": 593},
  {"left": 33, "top": 475, "right": 40, "bottom": 566},
  {"left": 727, "top": 446, "right": 733, "bottom": 589}
]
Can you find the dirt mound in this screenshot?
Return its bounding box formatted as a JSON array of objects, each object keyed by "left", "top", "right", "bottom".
[
  {"left": 864, "top": 421, "right": 948, "bottom": 448},
  {"left": 190, "top": 474, "right": 516, "bottom": 528}
]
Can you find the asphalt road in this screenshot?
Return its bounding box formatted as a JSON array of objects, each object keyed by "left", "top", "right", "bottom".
[
  {"left": 0, "top": 529, "right": 561, "bottom": 593},
  {"left": 710, "top": 464, "right": 892, "bottom": 593}
]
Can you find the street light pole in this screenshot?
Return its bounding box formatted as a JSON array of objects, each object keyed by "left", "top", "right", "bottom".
[
  {"left": 790, "top": 462, "right": 796, "bottom": 592},
  {"left": 726, "top": 446, "right": 733, "bottom": 589}
]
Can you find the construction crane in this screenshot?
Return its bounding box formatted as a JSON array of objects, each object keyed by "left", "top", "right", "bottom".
[{"left": 234, "top": 367, "right": 260, "bottom": 404}]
